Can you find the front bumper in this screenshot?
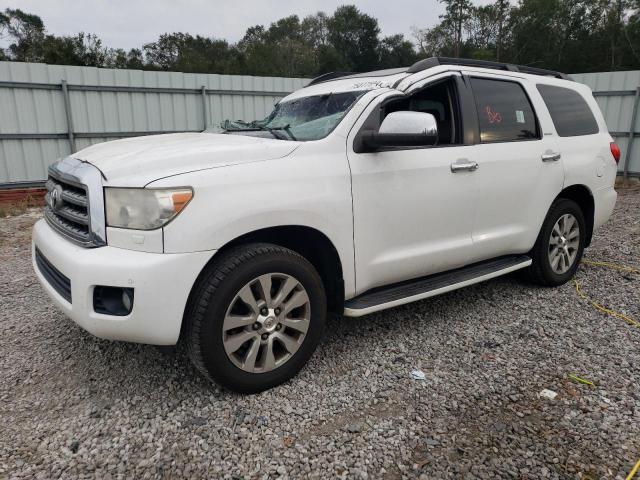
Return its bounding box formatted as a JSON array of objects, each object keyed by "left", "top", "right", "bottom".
[{"left": 32, "top": 219, "right": 214, "bottom": 345}]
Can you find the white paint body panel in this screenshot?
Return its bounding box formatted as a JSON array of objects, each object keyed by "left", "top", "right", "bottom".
[
  {"left": 74, "top": 132, "right": 300, "bottom": 187},
  {"left": 346, "top": 86, "right": 478, "bottom": 294},
  {"left": 153, "top": 138, "right": 357, "bottom": 296},
  {"left": 465, "top": 73, "right": 566, "bottom": 262},
  {"left": 31, "top": 66, "right": 617, "bottom": 344},
  {"left": 106, "top": 226, "right": 164, "bottom": 253},
  {"left": 32, "top": 220, "right": 212, "bottom": 344}
]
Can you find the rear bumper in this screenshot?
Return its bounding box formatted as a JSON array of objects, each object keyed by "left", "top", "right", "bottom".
[
  {"left": 593, "top": 185, "right": 617, "bottom": 231},
  {"left": 32, "top": 219, "right": 213, "bottom": 345}
]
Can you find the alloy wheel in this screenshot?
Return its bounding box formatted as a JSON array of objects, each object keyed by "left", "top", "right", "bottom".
[
  {"left": 222, "top": 273, "right": 311, "bottom": 373},
  {"left": 548, "top": 213, "right": 580, "bottom": 274}
]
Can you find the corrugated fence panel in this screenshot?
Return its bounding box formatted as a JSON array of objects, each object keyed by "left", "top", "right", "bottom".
[
  {"left": 2, "top": 62, "right": 638, "bottom": 185},
  {"left": 0, "top": 61, "right": 307, "bottom": 184},
  {"left": 572, "top": 70, "right": 640, "bottom": 175}
]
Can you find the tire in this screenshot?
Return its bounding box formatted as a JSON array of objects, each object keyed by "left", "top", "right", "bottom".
[
  {"left": 527, "top": 198, "right": 586, "bottom": 286},
  {"left": 184, "top": 243, "right": 327, "bottom": 393}
]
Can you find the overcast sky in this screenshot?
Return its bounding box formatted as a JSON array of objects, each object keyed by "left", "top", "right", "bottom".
[{"left": 0, "top": 0, "right": 492, "bottom": 50}]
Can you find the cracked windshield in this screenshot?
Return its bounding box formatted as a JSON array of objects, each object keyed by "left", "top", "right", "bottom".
[{"left": 219, "top": 90, "right": 368, "bottom": 141}]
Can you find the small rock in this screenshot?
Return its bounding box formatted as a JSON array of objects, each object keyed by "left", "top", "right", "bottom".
[
  {"left": 539, "top": 389, "right": 558, "bottom": 400},
  {"left": 346, "top": 423, "right": 362, "bottom": 433}
]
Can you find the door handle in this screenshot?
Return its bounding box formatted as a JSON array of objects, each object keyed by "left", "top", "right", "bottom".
[
  {"left": 450, "top": 160, "right": 479, "bottom": 172},
  {"left": 541, "top": 152, "right": 561, "bottom": 162}
]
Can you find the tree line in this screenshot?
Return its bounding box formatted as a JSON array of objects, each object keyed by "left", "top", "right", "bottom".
[{"left": 1, "top": 2, "right": 639, "bottom": 77}]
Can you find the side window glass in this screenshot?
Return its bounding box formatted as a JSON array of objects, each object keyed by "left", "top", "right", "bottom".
[
  {"left": 470, "top": 78, "right": 539, "bottom": 143},
  {"left": 382, "top": 79, "right": 459, "bottom": 145},
  {"left": 536, "top": 84, "right": 599, "bottom": 136}
]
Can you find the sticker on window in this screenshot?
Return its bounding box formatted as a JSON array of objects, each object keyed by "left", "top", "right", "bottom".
[
  {"left": 516, "top": 110, "right": 525, "bottom": 124},
  {"left": 485, "top": 106, "right": 502, "bottom": 124}
]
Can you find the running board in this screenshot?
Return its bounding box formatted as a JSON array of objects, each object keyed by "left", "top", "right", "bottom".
[{"left": 343, "top": 255, "right": 532, "bottom": 317}]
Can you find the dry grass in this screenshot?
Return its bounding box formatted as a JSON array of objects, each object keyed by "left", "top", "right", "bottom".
[
  {"left": 0, "top": 195, "right": 43, "bottom": 218},
  {"left": 615, "top": 176, "right": 640, "bottom": 191}
]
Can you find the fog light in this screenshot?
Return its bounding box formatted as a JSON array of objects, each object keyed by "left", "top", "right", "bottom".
[{"left": 93, "top": 286, "right": 134, "bottom": 316}]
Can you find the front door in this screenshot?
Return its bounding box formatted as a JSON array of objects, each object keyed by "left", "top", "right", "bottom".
[{"left": 346, "top": 74, "right": 479, "bottom": 295}]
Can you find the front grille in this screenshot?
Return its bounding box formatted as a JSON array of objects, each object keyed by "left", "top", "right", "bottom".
[
  {"left": 45, "top": 174, "right": 91, "bottom": 245},
  {"left": 35, "top": 248, "right": 72, "bottom": 303}
]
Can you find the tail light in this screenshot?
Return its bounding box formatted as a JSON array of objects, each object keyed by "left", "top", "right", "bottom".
[{"left": 610, "top": 142, "right": 621, "bottom": 164}]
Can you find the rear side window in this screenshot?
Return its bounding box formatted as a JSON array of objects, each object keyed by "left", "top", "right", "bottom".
[
  {"left": 536, "top": 84, "right": 599, "bottom": 136},
  {"left": 470, "top": 78, "right": 539, "bottom": 143}
]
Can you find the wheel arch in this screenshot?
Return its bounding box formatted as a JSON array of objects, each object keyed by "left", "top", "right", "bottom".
[
  {"left": 556, "top": 184, "right": 595, "bottom": 246},
  {"left": 186, "top": 225, "right": 345, "bottom": 322}
]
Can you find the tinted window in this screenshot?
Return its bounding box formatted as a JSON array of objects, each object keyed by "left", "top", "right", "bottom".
[
  {"left": 471, "top": 78, "right": 539, "bottom": 143},
  {"left": 536, "top": 84, "right": 599, "bottom": 137},
  {"left": 383, "top": 79, "right": 460, "bottom": 145}
]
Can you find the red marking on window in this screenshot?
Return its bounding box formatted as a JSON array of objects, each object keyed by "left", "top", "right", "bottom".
[{"left": 485, "top": 106, "right": 502, "bottom": 123}]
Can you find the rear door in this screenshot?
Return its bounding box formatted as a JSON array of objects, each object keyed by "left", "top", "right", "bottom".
[
  {"left": 464, "top": 74, "right": 564, "bottom": 262},
  {"left": 535, "top": 83, "right": 611, "bottom": 189}
]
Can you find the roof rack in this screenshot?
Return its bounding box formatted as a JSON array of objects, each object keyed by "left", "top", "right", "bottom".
[
  {"left": 307, "top": 71, "right": 355, "bottom": 87},
  {"left": 406, "top": 57, "right": 571, "bottom": 81}
]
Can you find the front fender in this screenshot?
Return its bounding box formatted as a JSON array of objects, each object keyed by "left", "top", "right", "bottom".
[{"left": 151, "top": 144, "right": 356, "bottom": 296}]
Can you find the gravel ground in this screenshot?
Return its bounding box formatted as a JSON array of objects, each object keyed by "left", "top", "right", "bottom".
[{"left": 1, "top": 189, "right": 639, "bottom": 480}]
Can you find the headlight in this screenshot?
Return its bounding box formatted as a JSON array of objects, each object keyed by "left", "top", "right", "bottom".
[{"left": 105, "top": 188, "right": 193, "bottom": 230}]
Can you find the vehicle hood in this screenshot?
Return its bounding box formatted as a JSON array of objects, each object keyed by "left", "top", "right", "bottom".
[{"left": 72, "top": 132, "right": 299, "bottom": 186}]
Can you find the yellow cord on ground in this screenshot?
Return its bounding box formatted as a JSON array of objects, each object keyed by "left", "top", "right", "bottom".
[
  {"left": 626, "top": 459, "right": 640, "bottom": 480},
  {"left": 576, "top": 262, "right": 639, "bottom": 479},
  {"left": 573, "top": 279, "right": 640, "bottom": 328},
  {"left": 574, "top": 260, "right": 639, "bottom": 328},
  {"left": 581, "top": 259, "right": 640, "bottom": 275}
]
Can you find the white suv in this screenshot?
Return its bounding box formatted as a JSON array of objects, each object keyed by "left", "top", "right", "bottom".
[{"left": 32, "top": 57, "right": 618, "bottom": 393}]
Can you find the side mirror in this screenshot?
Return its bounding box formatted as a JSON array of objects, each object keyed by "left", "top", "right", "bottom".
[{"left": 362, "top": 111, "right": 438, "bottom": 151}]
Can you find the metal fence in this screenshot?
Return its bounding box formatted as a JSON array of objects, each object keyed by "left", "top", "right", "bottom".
[
  {"left": 0, "top": 62, "right": 638, "bottom": 186},
  {"left": 0, "top": 61, "right": 307, "bottom": 185}
]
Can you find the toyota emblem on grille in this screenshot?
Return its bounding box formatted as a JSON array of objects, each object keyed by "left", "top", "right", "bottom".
[{"left": 49, "top": 185, "right": 63, "bottom": 211}]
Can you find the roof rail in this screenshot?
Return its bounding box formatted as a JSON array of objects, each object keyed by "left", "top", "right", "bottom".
[
  {"left": 307, "top": 71, "right": 355, "bottom": 87},
  {"left": 407, "top": 57, "right": 571, "bottom": 81}
]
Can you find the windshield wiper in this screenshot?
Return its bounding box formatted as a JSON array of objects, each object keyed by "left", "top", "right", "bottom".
[
  {"left": 264, "top": 124, "right": 297, "bottom": 141},
  {"left": 222, "top": 127, "right": 262, "bottom": 132},
  {"left": 221, "top": 124, "right": 296, "bottom": 141}
]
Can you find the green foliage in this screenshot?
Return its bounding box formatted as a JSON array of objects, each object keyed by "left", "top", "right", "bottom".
[
  {"left": 105, "top": 48, "right": 144, "bottom": 70},
  {"left": 439, "top": 0, "right": 474, "bottom": 57},
  {"left": 415, "top": 0, "right": 640, "bottom": 72},
  {"left": 0, "top": 11, "right": 7, "bottom": 33},
  {"left": 3, "top": 8, "right": 45, "bottom": 62},
  {"left": 378, "top": 34, "right": 420, "bottom": 69},
  {"left": 144, "top": 33, "right": 238, "bottom": 74},
  {"left": 501, "top": 0, "right": 640, "bottom": 71},
  {"left": 326, "top": 6, "right": 380, "bottom": 71},
  {"left": 40, "top": 33, "right": 108, "bottom": 67},
  {"left": 0, "top": 2, "right": 639, "bottom": 75},
  {"left": 236, "top": 16, "right": 318, "bottom": 76}
]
